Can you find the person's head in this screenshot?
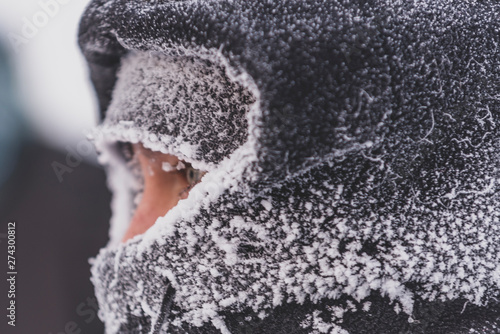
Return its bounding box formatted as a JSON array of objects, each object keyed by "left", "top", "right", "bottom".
[{"left": 79, "top": 2, "right": 500, "bottom": 332}]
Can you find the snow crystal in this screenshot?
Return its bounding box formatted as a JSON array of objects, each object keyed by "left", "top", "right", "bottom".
[
  {"left": 261, "top": 199, "right": 272, "bottom": 211},
  {"left": 161, "top": 161, "right": 175, "bottom": 172},
  {"left": 176, "top": 161, "right": 185, "bottom": 171}
]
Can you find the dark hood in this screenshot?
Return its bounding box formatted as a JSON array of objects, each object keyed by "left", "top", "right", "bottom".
[{"left": 78, "top": 0, "right": 500, "bottom": 333}]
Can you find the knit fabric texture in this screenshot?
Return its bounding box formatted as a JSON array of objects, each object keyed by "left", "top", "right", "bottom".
[{"left": 78, "top": 0, "right": 500, "bottom": 333}]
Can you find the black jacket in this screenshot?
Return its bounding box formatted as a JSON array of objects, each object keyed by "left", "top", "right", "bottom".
[{"left": 78, "top": 0, "right": 500, "bottom": 333}]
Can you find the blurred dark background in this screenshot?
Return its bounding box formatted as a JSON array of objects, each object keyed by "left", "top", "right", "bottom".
[{"left": 0, "top": 1, "right": 111, "bottom": 333}]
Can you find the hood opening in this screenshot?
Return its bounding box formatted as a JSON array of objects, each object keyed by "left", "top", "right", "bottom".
[
  {"left": 118, "top": 142, "right": 208, "bottom": 243},
  {"left": 88, "top": 49, "right": 261, "bottom": 246}
]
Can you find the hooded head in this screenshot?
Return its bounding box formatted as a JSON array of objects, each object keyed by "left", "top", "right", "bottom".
[{"left": 79, "top": 0, "right": 500, "bottom": 333}]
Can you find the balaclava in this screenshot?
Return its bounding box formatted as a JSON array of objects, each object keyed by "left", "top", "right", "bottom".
[{"left": 78, "top": 1, "right": 500, "bottom": 333}]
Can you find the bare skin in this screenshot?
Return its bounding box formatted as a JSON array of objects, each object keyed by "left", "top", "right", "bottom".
[{"left": 121, "top": 143, "right": 198, "bottom": 243}]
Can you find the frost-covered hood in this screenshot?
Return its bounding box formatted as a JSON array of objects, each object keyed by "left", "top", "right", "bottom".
[{"left": 78, "top": 0, "right": 500, "bottom": 333}]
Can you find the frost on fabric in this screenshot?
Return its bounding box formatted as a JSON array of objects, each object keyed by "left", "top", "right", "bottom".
[
  {"left": 300, "top": 310, "right": 350, "bottom": 334},
  {"left": 100, "top": 50, "right": 255, "bottom": 172},
  {"left": 79, "top": 0, "right": 500, "bottom": 332},
  {"left": 88, "top": 50, "right": 256, "bottom": 244}
]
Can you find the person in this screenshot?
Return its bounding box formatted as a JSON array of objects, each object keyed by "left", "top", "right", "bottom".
[{"left": 78, "top": 0, "right": 500, "bottom": 333}]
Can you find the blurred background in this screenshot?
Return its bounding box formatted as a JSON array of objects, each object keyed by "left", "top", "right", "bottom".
[{"left": 0, "top": 1, "right": 111, "bottom": 333}]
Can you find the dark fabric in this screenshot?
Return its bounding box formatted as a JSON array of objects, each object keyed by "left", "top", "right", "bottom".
[
  {"left": 78, "top": 0, "right": 500, "bottom": 333},
  {"left": 79, "top": 0, "right": 500, "bottom": 184},
  {"left": 168, "top": 294, "right": 500, "bottom": 334}
]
